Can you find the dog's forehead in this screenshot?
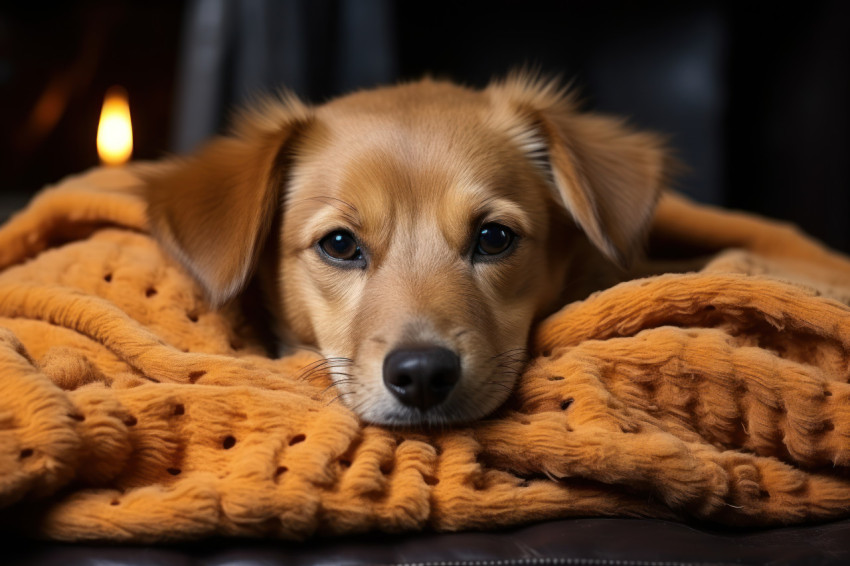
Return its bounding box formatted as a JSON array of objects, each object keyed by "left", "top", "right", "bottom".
[
  {"left": 311, "top": 79, "right": 524, "bottom": 171},
  {"left": 296, "top": 88, "right": 542, "bottom": 223}
]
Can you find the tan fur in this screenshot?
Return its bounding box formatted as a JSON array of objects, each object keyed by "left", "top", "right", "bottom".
[{"left": 144, "top": 74, "right": 669, "bottom": 425}]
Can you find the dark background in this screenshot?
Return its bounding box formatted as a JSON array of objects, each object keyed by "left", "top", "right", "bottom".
[{"left": 1, "top": 1, "right": 848, "bottom": 250}]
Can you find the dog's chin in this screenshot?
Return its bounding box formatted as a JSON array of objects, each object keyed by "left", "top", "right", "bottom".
[{"left": 350, "top": 386, "right": 513, "bottom": 428}]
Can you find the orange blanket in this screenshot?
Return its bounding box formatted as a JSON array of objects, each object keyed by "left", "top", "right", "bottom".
[{"left": 3, "top": 167, "right": 850, "bottom": 542}]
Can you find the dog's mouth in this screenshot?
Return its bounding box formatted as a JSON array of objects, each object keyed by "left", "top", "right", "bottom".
[{"left": 323, "top": 345, "right": 528, "bottom": 427}]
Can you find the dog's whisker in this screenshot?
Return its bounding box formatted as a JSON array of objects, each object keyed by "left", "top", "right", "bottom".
[
  {"left": 501, "top": 346, "right": 529, "bottom": 353},
  {"left": 299, "top": 372, "right": 325, "bottom": 383},
  {"left": 310, "top": 364, "right": 348, "bottom": 375},
  {"left": 319, "top": 379, "right": 357, "bottom": 395},
  {"left": 319, "top": 383, "right": 341, "bottom": 395},
  {"left": 500, "top": 351, "right": 530, "bottom": 359},
  {"left": 321, "top": 364, "right": 354, "bottom": 372},
  {"left": 486, "top": 381, "right": 514, "bottom": 393},
  {"left": 307, "top": 358, "right": 351, "bottom": 370},
  {"left": 502, "top": 347, "right": 530, "bottom": 354},
  {"left": 490, "top": 348, "right": 530, "bottom": 361},
  {"left": 325, "top": 391, "right": 358, "bottom": 407},
  {"left": 495, "top": 360, "right": 523, "bottom": 367},
  {"left": 497, "top": 355, "right": 528, "bottom": 363},
  {"left": 296, "top": 357, "right": 339, "bottom": 377},
  {"left": 297, "top": 358, "right": 355, "bottom": 381},
  {"left": 298, "top": 368, "right": 326, "bottom": 379},
  {"left": 495, "top": 360, "right": 525, "bottom": 368},
  {"left": 491, "top": 370, "right": 520, "bottom": 382},
  {"left": 495, "top": 369, "right": 523, "bottom": 378},
  {"left": 299, "top": 366, "right": 335, "bottom": 381},
  {"left": 302, "top": 372, "right": 355, "bottom": 387},
  {"left": 498, "top": 354, "right": 530, "bottom": 362}
]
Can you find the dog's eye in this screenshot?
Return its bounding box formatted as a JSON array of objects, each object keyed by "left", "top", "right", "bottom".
[
  {"left": 319, "top": 230, "right": 362, "bottom": 261},
  {"left": 476, "top": 223, "right": 515, "bottom": 256}
]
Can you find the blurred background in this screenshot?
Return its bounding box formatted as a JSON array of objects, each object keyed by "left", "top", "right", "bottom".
[{"left": 0, "top": 1, "right": 847, "bottom": 249}]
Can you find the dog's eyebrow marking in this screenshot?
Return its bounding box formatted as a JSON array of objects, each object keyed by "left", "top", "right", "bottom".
[
  {"left": 470, "top": 195, "right": 532, "bottom": 236},
  {"left": 291, "top": 196, "right": 361, "bottom": 228},
  {"left": 471, "top": 194, "right": 501, "bottom": 218}
]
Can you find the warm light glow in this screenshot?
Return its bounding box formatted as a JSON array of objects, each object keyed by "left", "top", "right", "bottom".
[{"left": 97, "top": 86, "right": 133, "bottom": 165}]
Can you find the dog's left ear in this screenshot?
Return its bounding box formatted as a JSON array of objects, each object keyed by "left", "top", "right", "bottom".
[
  {"left": 489, "top": 76, "right": 671, "bottom": 267},
  {"left": 143, "top": 95, "right": 311, "bottom": 305}
]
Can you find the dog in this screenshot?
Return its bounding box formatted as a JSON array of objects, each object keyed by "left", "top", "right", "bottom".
[{"left": 144, "top": 73, "right": 670, "bottom": 426}]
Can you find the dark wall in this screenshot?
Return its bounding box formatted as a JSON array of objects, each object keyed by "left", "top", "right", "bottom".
[
  {"left": 725, "top": 2, "right": 849, "bottom": 251},
  {"left": 1, "top": 1, "right": 848, "bottom": 252},
  {"left": 0, "top": 1, "right": 182, "bottom": 214}
]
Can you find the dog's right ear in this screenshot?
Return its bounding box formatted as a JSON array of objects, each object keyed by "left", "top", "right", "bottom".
[
  {"left": 143, "top": 95, "right": 311, "bottom": 306},
  {"left": 488, "top": 73, "right": 671, "bottom": 268}
]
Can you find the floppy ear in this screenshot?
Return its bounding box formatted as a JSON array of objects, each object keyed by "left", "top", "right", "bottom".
[
  {"left": 143, "top": 95, "right": 311, "bottom": 306},
  {"left": 489, "top": 74, "right": 672, "bottom": 267}
]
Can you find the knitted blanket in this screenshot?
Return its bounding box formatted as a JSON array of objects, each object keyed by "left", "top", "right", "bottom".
[{"left": 3, "top": 167, "right": 850, "bottom": 542}]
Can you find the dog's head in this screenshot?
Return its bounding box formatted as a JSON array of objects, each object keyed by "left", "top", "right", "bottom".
[{"left": 145, "top": 74, "right": 669, "bottom": 426}]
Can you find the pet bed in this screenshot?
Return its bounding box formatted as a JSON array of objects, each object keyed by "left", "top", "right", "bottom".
[{"left": 2, "top": 167, "right": 850, "bottom": 541}]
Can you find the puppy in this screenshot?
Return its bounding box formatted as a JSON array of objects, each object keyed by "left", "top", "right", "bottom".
[{"left": 144, "top": 73, "right": 669, "bottom": 426}]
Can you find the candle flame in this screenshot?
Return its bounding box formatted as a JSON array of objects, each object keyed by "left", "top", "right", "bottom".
[{"left": 97, "top": 86, "right": 133, "bottom": 165}]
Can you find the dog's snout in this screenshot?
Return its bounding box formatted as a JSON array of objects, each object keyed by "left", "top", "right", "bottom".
[{"left": 382, "top": 346, "right": 460, "bottom": 411}]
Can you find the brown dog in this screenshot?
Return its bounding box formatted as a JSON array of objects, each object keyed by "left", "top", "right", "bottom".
[{"left": 144, "top": 73, "right": 670, "bottom": 426}]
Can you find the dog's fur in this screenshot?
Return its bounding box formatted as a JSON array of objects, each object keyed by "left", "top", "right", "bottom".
[{"left": 144, "top": 74, "right": 670, "bottom": 426}]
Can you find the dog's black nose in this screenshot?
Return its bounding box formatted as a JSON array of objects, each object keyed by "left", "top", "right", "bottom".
[{"left": 383, "top": 346, "right": 460, "bottom": 411}]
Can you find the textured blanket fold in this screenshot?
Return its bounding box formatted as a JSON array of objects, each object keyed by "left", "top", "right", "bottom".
[{"left": 3, "top": 167, "right": 850, "bottom": 542}]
